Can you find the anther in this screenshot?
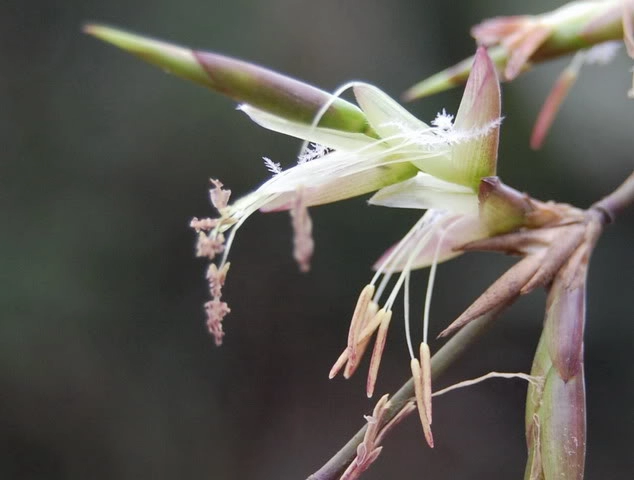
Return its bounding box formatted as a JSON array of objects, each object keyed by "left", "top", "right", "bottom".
[
  {"left": 411, "top": 358, "right": 434, "bottom": 448},
  {"left": 346, "top": 284, "right": 376, "bottom": 370},
  {"left": 419, "top": 342, "right": 433, "bottom": 425},
  {"left": 366, "top": 309, "right": 392, "bottom": 398}
]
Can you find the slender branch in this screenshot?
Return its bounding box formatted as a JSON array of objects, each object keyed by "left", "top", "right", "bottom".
[
  {"left": 591, "top": 170, "right": 634, "bottom": 223},
  {"left": 306, "top": 308, "right": 501, "bottom": 480}
]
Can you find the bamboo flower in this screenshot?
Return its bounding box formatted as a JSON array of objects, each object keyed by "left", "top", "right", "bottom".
[
  {"left": 87, "top": 25, "right": 531, "bottom": 349},
  {"left": 404, "top": 1, "right": 634, "bottom": 148},
  {"left": 405, "top": 0, "right": 633, "bottom": 100},
  {"left": 188, "top": 48, "right": 514, "bottom": 347}
]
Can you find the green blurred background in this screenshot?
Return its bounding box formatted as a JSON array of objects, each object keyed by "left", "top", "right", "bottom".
[{"left": 1, "top": 1, "right": 632, "bottom": 479}]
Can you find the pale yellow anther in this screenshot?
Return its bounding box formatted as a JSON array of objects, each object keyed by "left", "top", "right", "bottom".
[
  {"left": 346, "top": 284, "right": 376, "bottom": 369},
  {"left": 329, "top": 349, "right": 349, "bottom": 379},
  {"left": 344, "top": 333, "right": 373, "bottom": 379},
  {"left": 366, "top": 309, "right": 392, "bottom": 398},
  {"left": 411, "top": 358, "right": 434, "bottom": 448},
  {"left": 363, "top": 300, "right": 379, "bottom": 326},
  {"left": 357, "top": 303, "right": 382, "bottom": 344},
  {"left": 332, "top": 301, "right": 381, "bottom": 380},
  {"left": 419, "top": 342, "right": 433, "bottom": 425},
  {"left": 346, "top": 299, "right": 379, "bottom": 378}
]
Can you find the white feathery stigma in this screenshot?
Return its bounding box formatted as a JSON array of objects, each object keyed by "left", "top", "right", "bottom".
[
  {"left": 431, "top": 108, "right": 454, "bottom": 130},
  {"left": 263, "top": 157, "right": 282, "bottom": 175}
]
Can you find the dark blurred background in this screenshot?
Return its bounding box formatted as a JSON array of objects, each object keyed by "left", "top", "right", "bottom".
[{"left": 1, "top": 1, "right": 632, "bottom": 479}]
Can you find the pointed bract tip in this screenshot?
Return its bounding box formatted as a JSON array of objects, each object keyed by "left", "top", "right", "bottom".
[
  {"left": 402, "top": 54, "right": 479, "bottom": 102},
  {"left": 349, "top": 285, "right": 376, "bottom": 349},
  {"left": 82, "top": 23, "right": 164, "bottom": 52},
  {"left": 82, "top": 24, "right": 212, "bottom": 90},
  {"left": 82, "top": 23, "right": 97, "bottom": 35},
  {"left": 82, "top": 23, "right": 117, "bottom": 38},
  {"left": 452, "top": 47, "right": 501, "bottom": 185}
]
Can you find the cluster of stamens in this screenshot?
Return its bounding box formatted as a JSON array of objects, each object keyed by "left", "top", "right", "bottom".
[{"left": 327, "top": 210, "right": 462, "bottom": 446}]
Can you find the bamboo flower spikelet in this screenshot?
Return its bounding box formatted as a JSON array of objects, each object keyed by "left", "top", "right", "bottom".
[
  {"left": 405, "top": 0, "right": 634, "bottom": 148},
  {"left": 85, "top": 9, "right": 634, "bottom": 479},
  {"left": 190, "top": 47, "right": 505, "bottom": 351}
]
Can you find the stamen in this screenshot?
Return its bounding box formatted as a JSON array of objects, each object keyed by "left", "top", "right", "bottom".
[
  {"left": 366, "top": 309, "right": 392, "bottom": 398},
  {"left": 329, "top": 301, "right": 380, "bottom": 380},
  {"left": 346, "top": 284, "right": 376, "bottom": 370},
  {"left": 344, "top": 300, "right": 379, "bottom": 378},
  {"left": 343, "top": 310, "right": 381, "bottom": 380},
  {"left": 343, "top": 331, "right": 373, "bottom": 379},
  {"left": 329, "top": 350, "right": 349, "bottom": 379},
  {"left": 357, "top": 301, "right": 380, "bottom": 341},
  {"left": 410, "top": 358, "right": 434, "bottom": 448},
  {"left": 419, "top": 342, "right": 433, "bottom": 425}
]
